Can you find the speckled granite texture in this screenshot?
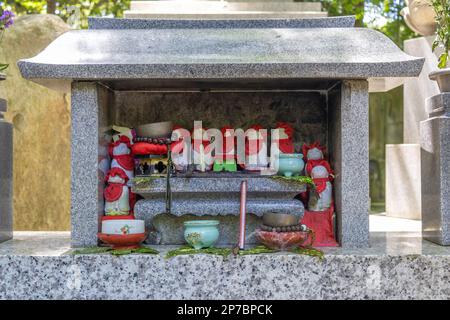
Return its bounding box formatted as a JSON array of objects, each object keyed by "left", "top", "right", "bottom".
[
  {"left": 329, "top": 81, "right": 370, "bottom": 248},
  {"left": 71, "top": 83, "right": 113, "bottom": 247},
  {"left": 88, "top": 16, "right": 356, "bottom": 30},
  {"left": 18, "top": 27, "right": 424, "bottom": 91},
  {"left": 0, "top": 98, "right": 13, "bottom": 243},
  {"left": 426, "top": 92, "right": 450, "bottom": 117},
  {"left": 421, "top": 93, "right": 450, "bottom": 246},
  {"left": 1, "top": 232, "right": 450, "bottom": 299}
]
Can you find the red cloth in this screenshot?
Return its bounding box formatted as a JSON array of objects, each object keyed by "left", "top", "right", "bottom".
[
  {"left": 301, "top": 205, "right": 338, "bottom": 247},
  {"left": 132, "top": 142, "right": 168, "bottom": 155},
  {"left": 113, "top": 154, "right": 135, "bottom": 171},
  {"left": 105, "top": 167, "right": 129, "bottom": 183},
  {"left": 275, "top": 122, "right": 294, "bottom": 153},
  {"left": 104, "top": 183, "right": 124, "bottom": 202},
  {"left": 108, "top": 136, "right": 132, "bottom": 157},
  {"left": 302, "top": 142, "right": 326, "bottom": 160},
  {"left": 312, "top": 177, "right": 329, "bottom": 193}
]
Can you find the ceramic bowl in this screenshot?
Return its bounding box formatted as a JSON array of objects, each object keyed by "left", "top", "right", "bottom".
[
  {"left": 262, "top": 212, "right": 299, "bottom": 227},
  {"left": 277, "top": 153, "right": 304, "bottom": 177},
  {"left": 255, "top": 229, "right": 312, "bottom": 250},
  {"left": 135, "top": 121, "right": 173, "bottom": 138},
  {"left": 101, "top": 219, "right": 145, "bottom": 235},
  {"left": 97, "top": 233, "right": 148, "bottom": 249},
  {"left": 184, "top": 220, "right": 220, "bottom": 249}
]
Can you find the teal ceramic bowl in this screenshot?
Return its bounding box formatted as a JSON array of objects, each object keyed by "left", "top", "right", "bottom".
[
  {"left": 277, "top": 153, "right": 304, "bottom": 177},
  {"left": 184, "top": 220, "right": 220, "bottom": 249}
]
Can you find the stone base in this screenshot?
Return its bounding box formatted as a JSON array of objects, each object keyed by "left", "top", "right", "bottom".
[
  {"left": 420, "top": 93, "right": 450, "bottom": 245},
  {"left": 386, "top": 144, "right": 421, "bottom": 220},
  {"left": 1, "top": 232, "right": 450, "bottom": 299}
]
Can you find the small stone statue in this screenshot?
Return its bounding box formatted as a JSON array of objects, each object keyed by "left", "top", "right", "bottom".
[
  {"left": 109, "top": 135, "right": 134, "bottom": 180},
  {"left": 302, "top": 142, "right": 326, "bottom": 176},
  {"left": 104, "top": 168, "right": 131, "bottom": 216},
  {"left": 244, "top": 124, "right": 268, "bottom": 171},
  {"left": 307, "top": 160, "right": 333, "bottom": 212},
  {"left": 192, "top": 127, "right": 213, "bottom": 172},
  {"left": 171, "top": 126, "right": 191, "bottom": 173}
]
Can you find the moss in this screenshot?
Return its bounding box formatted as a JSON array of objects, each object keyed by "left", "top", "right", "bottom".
[
  {"left": 165, "top": 246, "right": 232, "bottom": 259},
  {"left": 70, "top": 246, "right": 159, "bottom": 256}
]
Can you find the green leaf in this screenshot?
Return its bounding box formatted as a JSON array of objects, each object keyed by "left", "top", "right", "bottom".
[
  {"left": 438, "top": 52, "right": 449, "bottom": 69},
  {"left": 0, "top": 64, "right": 8, "bottom": 72}
]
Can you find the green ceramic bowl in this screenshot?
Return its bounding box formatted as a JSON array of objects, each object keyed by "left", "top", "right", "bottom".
[{"left": 184, "top": 220, "right": 220, "bottom": 249}]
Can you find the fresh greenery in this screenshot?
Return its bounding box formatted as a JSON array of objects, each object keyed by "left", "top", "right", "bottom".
[
  {"left": 270, "top": 175, "right": 315, "bottom": 188},
  {"left": 0, "top": 8, "right": 14, "bottom": 72},
  {"left": 4, "top": 0, "right": 130, "bottom": 29},
  {"left": 165, "top": 246, "right": 233, "bottom": 259},
  {"left": 431, "top": 0, "right": 450, "bottom": 68},
  {"left": 237, "top": 245, "right": 277, "bottom": 255},
  {"left": 71, "top": 246, "right": 159, "bottom": 256},
  {"left": 291, "top": 246, "right": 325, "bottom": 260},
  {"left": 165, "top": 244, "right": 324, "bottom": 260}
]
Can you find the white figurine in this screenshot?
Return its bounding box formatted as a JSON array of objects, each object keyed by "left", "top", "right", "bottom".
[
  {"left": 308, "top": 161, "right": 333, "bottom": 212},
  {"left": 244, "top": 125, "right": 268, "bottom": 171},
  {"left": 171, "top": 127, "right": 191, "bottom": 172},
  {"left": 104, "top": 168, "right": 130, "bottom": 216},
  {"left": 192, "top": 127, "right": 213, "bottom": 172}
]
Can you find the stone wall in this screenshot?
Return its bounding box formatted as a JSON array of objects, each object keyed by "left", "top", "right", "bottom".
[
  {"left": 114, "top": 91, "right": 328, "bottom": 151},
  {"left": 0, "top": 15, "right": 71, "bottom": 230}
]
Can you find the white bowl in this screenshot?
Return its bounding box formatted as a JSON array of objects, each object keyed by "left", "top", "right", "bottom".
[{"left": 101, "top": 219, "right": 145, "bottom": 235}]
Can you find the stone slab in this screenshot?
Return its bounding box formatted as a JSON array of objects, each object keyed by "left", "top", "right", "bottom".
[
  {"left": 128, "top": 0, "right": 324, "bottom": 13},
  {"left": 18, "top": 27, "right": 424, "bottom": 92},
  {"left": 132, "top": 176, "right": 307, "bottom": 195},
  {"left": 420, "top": 95, "right": 450, "bottom": 245},
  {"left": 386, "top": 144, "right": 421, "bottom": 220},
  {"left": 88, "top": 16, "right": 355, "bottom": 29},
  {"left": 0, "top": 102, "right": 13, "bottom": 243},
  {"left": 1, "top": 232, "right": 450, "bottom": 299}
]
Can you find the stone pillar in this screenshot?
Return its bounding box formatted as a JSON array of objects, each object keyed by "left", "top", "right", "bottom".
[
  {"left": 0, "top": 98, "right": 13, "bottom": 243},
  {"left": 71, "top": 82, "right": 113, "bottom": 247},
  {"left": 329, "top": 80, "right": 370, "bottom": 248},
  {"left": 420, "top": 93, "right": 450, "bottom": 245}
]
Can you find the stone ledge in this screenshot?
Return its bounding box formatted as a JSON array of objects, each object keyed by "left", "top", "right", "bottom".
[
  {"left": 1, "top": 232, "right": 450, "bottom": 299},
  {"left": 88, "top": 16, "right": 356, "bottom": 30},
  {"left": 132, "top": 176, "right": 307, "bottom": 196}
]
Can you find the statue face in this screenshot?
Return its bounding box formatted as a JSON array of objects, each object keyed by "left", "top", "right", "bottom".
[
  {"left": 311, "top": 165, "right": 329, "bottom": 179},
  {"left": 113, "top": 143, "right": 131, "bottom": 156},
  {"left": 307, "top": 148, "right": 323, "bottom": 160}
]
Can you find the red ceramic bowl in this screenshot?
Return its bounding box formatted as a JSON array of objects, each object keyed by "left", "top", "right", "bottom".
[
  {"left": 101, "top": 215, "right": 135, "bottom": 221},
  {"left": 255, "top": 229, "right": 312, "bottom": 250},
  {"left": 97, "top": 232, "right": 148, "bottom": 250}
]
